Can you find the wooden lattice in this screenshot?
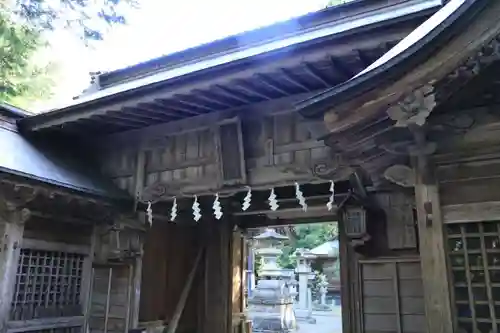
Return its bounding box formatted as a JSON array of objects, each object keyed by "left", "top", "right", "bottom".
[
  {"left": 447, "top": 222, "right": 500, "bottom": 333},
  {"left": 10, "top": 248, "right": 84, "bottom": 321}
]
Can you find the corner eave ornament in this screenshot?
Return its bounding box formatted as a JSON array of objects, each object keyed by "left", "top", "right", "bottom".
[{"left": 387, "top": 85, "right": 436, "bottom": 127}]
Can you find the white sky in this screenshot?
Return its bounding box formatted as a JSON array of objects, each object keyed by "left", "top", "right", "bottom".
[{"left": 44, "top": 0, "right": 330, "bottom": 110}]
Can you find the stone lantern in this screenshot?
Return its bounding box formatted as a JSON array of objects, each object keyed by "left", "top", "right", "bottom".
[
  {"left": 293, "top": 248, "right": 317, "bottom": 324},
  {"left": 247, "top": 228, "right": 296, "bottom": 332}
]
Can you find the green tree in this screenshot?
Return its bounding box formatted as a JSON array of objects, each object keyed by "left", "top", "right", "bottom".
[
  {"left": 327, "top": 0, "right": 352, "bottom": 6},
  {"left": 10, "top": 0, "right": 138, "bottom": 41},
  {"left": 0, "top": 10, "right": 56, "bottom": 108},
  {"left": 278, "top": 223, "right": 338, "bottom": 269},
  {"left": 0, "top": 0, "right": 137, "bottom": 107}
]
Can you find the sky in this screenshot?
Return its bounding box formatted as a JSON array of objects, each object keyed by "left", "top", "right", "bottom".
[{"left": 43, "top": 0, "right": 330, "bottom": 110}]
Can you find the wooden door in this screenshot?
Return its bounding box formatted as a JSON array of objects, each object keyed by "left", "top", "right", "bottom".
[
  {"left": 87, "top": 264, "right": 134, "bottom": 333},
  {"left": 359, "top": 258, "right": 426, "bottom": 333}
]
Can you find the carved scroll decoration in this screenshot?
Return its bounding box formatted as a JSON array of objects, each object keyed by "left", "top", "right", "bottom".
[{"left": 386, "top": 85, "right": 436, "bottom": 127}]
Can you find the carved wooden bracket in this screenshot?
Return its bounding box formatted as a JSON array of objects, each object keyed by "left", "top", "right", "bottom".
[
  {"left": 386, "top": 85, "right": 436, "bottom": 127},
  {"left": 279, "top": 155, "right": 354, "bottom": 182},
  {"left": 383, "top": 165, "right": 415, "bottom": 188},
  {"left": 0, "top": 182, "right": 36, "bottom": 223},
  {"left": 448, "top": 35, "right": 500, "bottom": 80},
  {"left": 141, "top": 179, "right": 191, "bottom": 203}
]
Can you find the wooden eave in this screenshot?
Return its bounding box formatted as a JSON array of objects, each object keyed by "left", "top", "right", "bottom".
[
  {"left": 0, "top": 176, "right": 126, "bottom": 226},
  {"left": 290, "top": 0, "right": 500, "bottom": 181},
  {"left": 296, "top": 0, "right": 492, "bottom": 127},
  {"left": 19, "top": 0, "right": 443, "bottom": 136},
  {"left": 0, "top": 122, "right": 129, "bottom": 200}
]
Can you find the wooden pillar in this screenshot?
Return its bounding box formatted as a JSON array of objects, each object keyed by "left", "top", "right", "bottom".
[
  {"left": 414, "top": 159, "right": 453, "bottom": 333},
  {"left": 131, "top": 241, "right": 144, "bottom": 328},
  {"left": 0, "top": 208, "right": 29, "bottom": 333}
]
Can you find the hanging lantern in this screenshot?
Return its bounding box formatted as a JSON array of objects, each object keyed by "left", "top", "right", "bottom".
[
  {"left": 343, "top": 207, "right": 367, "bottom": 238},
  {"left": 100, "top": 222, "right": 144, "bottom": 263}
]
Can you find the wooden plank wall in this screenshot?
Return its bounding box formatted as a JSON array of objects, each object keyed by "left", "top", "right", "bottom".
[
  {"left": 139, "top": 217, "right": 233, "bottom": 333},
  {"left": 435, "top": 148, "right": 500, "bottom": 332},
  {"left": 359, "top": 258, "right": 425, "bottom": 333},
  {"left": 243, "top": 110, "right": 330, "bottom": 187},
  {"left": 200, "top": 219, "right": 232, "bottom": 333},
  {"left": 101, "top": 149, "right": 137, "bottom": 196},
  {"left": 438, "top": 155, "right": 500, "bottom": 209},
  {"left": 96, "top": 99, "right": 333, "bottom": 197},
  {"left": 140, "top": 222, "right": 201, "bottom": 332},
  {"left": 89, "top": 265, "right": 132, "bottom": 333}
]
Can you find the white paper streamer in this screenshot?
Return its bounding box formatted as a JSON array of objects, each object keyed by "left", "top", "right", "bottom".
[
  {"left": 326, "top": 181, "right": 335, "bottom": 211},
  {"left": 242, "top": 186, "right": 252, "bottom": 211},
  {"left": 295, "top": 182, "right": 307, "bottom": 212},
  {"left": 192, "top": 195, "right": 201, "bottom": 222},
  {"left": 170, "top": 197, "right": 177, "bottom": 222},
  {"left": 213, "top": 193, "right": 223, "bottom": 220},
  {"left": 268, "top": 188, "right": 279, "bottom": 211},
  {"left": 146, "top": 201, "right": 153, "bottom": 225}
]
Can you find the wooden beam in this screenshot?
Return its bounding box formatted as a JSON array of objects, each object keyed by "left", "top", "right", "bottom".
[
  {"left": 152, "top": 99, "right": 202, "bottom": 116},
  {"left": 191, "top": 89, "right": 236, "bottom": 108},
  {"left": 6, "top": 316, "right": 84, "bottom": 333},
  {"left": 413, "top": 159, "right": 453, "bottom": 333},
  {"left": 173, "top": 94, "right": 217, "bottom": 112},
  {"left": 234, "top": 80, "right": 273, "bottom": 100},
  {"left": 0, "top": 208, "right": 29, "bottom": 332},
  {"left": 21, "top": 238, "right": 90, "bottom": 254},
  {"left": 279, "top": 68, "right": 310, "bottom": 92},
  {"left": 254, "top": 74, "right": 291, "bottom": 96},
  {"left": 303, "top": 62, "right": 331, "bottom": 87},
  {"left": 442, "top": 201, "right": 500, "bottom": 224}
]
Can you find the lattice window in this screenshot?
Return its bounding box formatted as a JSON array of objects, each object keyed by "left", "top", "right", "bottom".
[
  {"left": 447, "top": 222, "right": 500, "bottom": 333},
  {"left": 10, "top": 249, "right": 84, "bottom": 321}
]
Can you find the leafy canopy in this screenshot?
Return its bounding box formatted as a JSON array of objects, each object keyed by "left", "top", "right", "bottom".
[
  {"left": 278, "top": 223, "right": 338, "bottom": 269},
  {"left": 0, "top": 10, "right": 55, "bottom": 107},
  {"left": 12, "top": 0, "right": 138, "bottom": 41},
  {"left": 1, "top": 0, "right": 136, "bottom": 108}
]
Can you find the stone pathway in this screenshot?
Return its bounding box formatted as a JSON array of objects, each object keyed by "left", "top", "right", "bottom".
[{"left": 295, "top": 309, "right": 342, "bottom": 333}]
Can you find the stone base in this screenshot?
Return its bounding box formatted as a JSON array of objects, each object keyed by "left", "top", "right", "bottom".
[
  {"left": 294, "top": 308, "right": 316, "bottom": 324},
  {"left": 250, "top": 317, "right": 294, "bottom": 333}
]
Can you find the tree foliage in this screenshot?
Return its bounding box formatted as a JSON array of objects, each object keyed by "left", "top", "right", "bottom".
[
  {"left": 0, "top": 10, "right": 55, "bottom": 108},
  {"left": 278, "top": 223, "right": 338, "bottom": 269},
  {"left": 0, "top": 0, "right": 136, "bottom": 108},
  {"left": 11, "top": 0, "right": 137, "bottom": 41},
  {"left": 327, "top": 0, "right": 352, "bottom": 6}
]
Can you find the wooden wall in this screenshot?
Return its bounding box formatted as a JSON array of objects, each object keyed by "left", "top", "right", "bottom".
[
  {"left": 96, "top": 98, "right": 334, "bottom": 198},
  {"left": 435, "top": 146, "right": 500, "bottom": 333},
  {"left": 359, "top": 258, "right": 425, "bottom": 333},
  {"left": 139, "top": 217, "right": 234, "bottom": 333},
  {"left": 1, "top": 215, "right": 95, "bottom": 333},
  {"left": 89, "top": 264, "right": 134, "bottom": 333},
  {"left": 140, "top": 222, "right": 201, "bottom": 331}
]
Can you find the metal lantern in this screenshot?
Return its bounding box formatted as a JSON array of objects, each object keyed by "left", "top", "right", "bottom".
[
  {"left": 101, "top": 223, "right": 143, "bottom": 262},
  {"left": 343, "top": 206, "right": 367, "bottom": 238}
]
